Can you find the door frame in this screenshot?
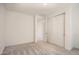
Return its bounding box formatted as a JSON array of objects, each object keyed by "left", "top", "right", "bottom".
[
  {"left": 34, "top": 15, "right": 45, "bottom": 43},
  {"left": 47, "top": 13, "right": 65, "bottom": 48},
  {"left": 54, "top": 13, "right": 65, "bottom": 48}
]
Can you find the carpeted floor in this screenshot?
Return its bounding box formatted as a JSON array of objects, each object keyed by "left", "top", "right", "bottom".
[{"left": 2, "top": 42, "right": 79, "bottom": 55}]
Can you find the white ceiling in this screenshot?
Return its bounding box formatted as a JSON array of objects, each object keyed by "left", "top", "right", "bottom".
[{"left": 5, "top": 3, "right": 71, "bottom": 15}]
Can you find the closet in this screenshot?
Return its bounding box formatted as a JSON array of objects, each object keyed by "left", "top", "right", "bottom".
[{"left": 48, "top": 13, "right": 65, "bottom": 47}]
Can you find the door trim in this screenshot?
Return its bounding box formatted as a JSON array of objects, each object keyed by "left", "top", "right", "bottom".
[{"left": 47, "top": 12, "right": 65, "bottom": 48}]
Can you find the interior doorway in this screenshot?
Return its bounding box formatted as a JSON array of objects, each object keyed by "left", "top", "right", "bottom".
[{"left": 35, "top": 15, "right": 45, "bottom": 42}]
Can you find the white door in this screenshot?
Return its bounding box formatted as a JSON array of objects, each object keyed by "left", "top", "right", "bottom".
[
  {"left": 37, "top": 19, "right": 44, "bottom": 41},
  {"left": 48, "top": 13, "right": 65, "bottom": 47},
  {"left": 35, "top": 15, "right": 45, "bottom": 42}
]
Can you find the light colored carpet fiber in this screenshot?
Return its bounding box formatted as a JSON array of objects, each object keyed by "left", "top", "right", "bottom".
[{"left": 2, "top": 42, "right": 79, "bottom": 55}]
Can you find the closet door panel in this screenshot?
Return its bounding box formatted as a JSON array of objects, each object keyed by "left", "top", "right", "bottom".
[{"left": 48, "top": 14, "right": 65, "bottom": 47}]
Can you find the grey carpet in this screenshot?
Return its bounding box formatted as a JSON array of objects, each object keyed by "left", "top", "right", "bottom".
[{"left": 2, "top": 42, "right": 79, "bottom": 55}]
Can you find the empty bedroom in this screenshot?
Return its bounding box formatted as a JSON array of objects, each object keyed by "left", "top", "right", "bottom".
[{"left": 0, "top": 3, "right": 79, "bottom": 55}]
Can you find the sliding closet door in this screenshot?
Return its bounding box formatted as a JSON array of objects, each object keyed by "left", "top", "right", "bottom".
[{"left": 48, "top": 13, "right": 65, "bottom": 47}]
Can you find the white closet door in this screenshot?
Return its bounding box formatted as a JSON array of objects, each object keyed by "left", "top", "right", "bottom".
[{"left": 48, "top": 14, "right": 65, "bottom": 47}]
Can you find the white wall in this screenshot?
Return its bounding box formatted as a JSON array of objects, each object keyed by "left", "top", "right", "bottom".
[
  {"left": 5, "top": 10, "right": 34, "bottom": 46},
  {"left": 47, "top": 6, "right": 73, "bottom": 50},
  {"left": 0, "top": 4, "right": 6, "bottom": 54},
  {"left": 71, "top": 4, "right": 79, "bottom": 48}
]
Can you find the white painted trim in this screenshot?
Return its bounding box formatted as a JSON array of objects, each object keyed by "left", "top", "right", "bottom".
[
  {"left": 47, "top": 7, "right": 73, "bottom": 50},
  {"left": 34, "top": 15, "right": 38, "bottom": 43}
]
